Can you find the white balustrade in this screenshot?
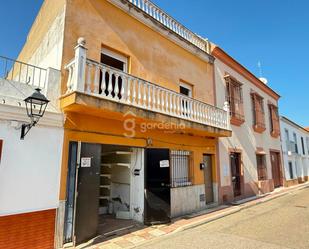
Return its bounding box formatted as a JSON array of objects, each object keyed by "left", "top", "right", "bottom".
[
  {"left": 65, "top": 38, "right": 230, "bottom": 130},
  {"left": 127, "top": 0, "right": 210, "bottom": 54}
]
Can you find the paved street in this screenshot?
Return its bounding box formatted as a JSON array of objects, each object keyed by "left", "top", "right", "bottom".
[{"left": 137, "top": 187, "right": 309, "bottom": 249}]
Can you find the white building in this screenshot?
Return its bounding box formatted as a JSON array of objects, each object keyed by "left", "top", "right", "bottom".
[
  {"left": 0, "top": 57, "right": 64, "bottom": 248},
  {"left": 280, "top": 116, "right": 309, "bottom": 186},
  {"left": 211, "top": 46, "right": 283, "bottom": 202}
]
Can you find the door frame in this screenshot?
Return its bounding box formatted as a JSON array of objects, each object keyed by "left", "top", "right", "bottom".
[
  {"left": 72, "top": 142, "right": 81, "bottom": 245},
  {"left": 269, "top": 149, "right": 283, "bottom": 187},
  {"left": 229, "top": 148, "right": 244, "bottom": 198},
  {"left": 63, "top": 141, "right": 81, "bottom": 245}
]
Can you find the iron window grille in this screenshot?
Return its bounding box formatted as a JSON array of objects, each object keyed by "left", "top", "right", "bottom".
[
  {"left": 225, "top": 76, "right": 244, "bottom": 121},
  {"left": 256, "top": 154, "right": 267, "bottom": 181},
  {"left": 251, "top": 92, "right": 265, "bottom": 129},
  {"left": 170, "top": 150, "right": 193, "bottom": 188}
]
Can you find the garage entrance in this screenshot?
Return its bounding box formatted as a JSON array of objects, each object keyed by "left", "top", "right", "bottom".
[{"left": 63, "top": 142, "right": 144, "bottom": 246}]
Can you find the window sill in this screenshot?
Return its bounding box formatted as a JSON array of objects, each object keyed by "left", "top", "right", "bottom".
[
  {"left": 230, "top": 116, "right": 245, "bottom": 126},
  {"left": 253, "top": 125, "right": 266, "bottom": 133}
]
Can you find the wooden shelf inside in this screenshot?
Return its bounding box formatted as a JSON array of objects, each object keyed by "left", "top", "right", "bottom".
[
  {"left": 101, "top": 151, "right": 132, "bottom": 156},
  {"left": 100, "top": 174, "right": 111, "bottom": 178},
  {"left": 99, "top": 196, "right": 110, "bottom": 200},
  {"left": 100, "top": 185, "right": 111, "bottom": 189},
  {"left": 101, "top": 163, "right": 131, "bottom": 168}
]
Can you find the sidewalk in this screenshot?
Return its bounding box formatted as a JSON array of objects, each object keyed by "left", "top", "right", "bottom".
[{"left": 77, "top": 182, "right": 309, "bottom": 249}]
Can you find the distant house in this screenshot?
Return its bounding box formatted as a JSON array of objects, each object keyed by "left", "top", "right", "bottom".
[{"left": 280, "top": 116, "right": 309, "bottom": 186}]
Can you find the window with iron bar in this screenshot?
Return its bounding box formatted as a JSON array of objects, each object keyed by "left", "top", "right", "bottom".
[
  {"left": 225, "top": 76, "right": 244, "bottom": 122},
  {"left": 256, "top": 154, "right": 267, "bottom": 181},
  {"left": 170, "top": 150, "right": 193, "bottom": 188},
  {"left": 251, "top": 92, "right": 265, "bottom": 131}
]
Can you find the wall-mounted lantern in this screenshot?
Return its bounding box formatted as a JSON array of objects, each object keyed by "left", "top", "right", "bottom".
[{"left": 20, "top": 88, "right": 49, "bottom": 140}]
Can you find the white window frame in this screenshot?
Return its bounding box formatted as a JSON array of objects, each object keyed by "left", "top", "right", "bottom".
[{"left": 101, "top": 48, "right": 128, "bottom": 73}]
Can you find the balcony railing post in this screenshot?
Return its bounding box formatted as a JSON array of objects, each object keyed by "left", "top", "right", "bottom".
[
  {"left": 223, "top": 101, "right": 230, "bottom": 129},
  {"left": 73, "top": 37, "right": 87, "bottom": 92}
]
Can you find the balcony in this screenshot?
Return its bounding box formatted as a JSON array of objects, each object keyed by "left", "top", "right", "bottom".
[
  {"left": 62, "top": 39, "right": 231, "bottom": 135},
  {"left": 0, "top": 55, "right": 48, "bottom": 104},
  {"left": 0, "top": 55, "right": 61, "bottom": 116}
]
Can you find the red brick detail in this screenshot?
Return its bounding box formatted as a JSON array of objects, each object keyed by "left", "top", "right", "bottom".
[{"left": 0, "top": 209, "right": 56, "bottom": 249}]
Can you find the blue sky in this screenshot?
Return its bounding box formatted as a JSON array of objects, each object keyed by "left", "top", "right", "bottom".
[{"left": 0, "top": 0, "right": 308, "bottom": 126}]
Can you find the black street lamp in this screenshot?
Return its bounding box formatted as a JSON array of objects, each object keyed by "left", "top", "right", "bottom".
[{"left": 21, "top": 88, "right": 49, "bottom": 140}]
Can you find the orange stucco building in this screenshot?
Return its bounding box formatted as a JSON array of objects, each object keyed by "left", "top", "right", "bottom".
[{"left": 9, "top": 0, "right": 231, "bottom": 247}]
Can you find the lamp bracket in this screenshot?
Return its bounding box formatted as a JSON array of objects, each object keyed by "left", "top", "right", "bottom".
[{"left": 20, "top": 121, "right": 37, "bottom": 140}]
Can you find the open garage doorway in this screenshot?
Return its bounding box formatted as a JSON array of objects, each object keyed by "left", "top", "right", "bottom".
[{"left": 63, "top": 142, "right": 144, "bottom": 246}]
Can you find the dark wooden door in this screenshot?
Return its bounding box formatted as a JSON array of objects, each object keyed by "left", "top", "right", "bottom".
[
  {"left": 271, "top": 152, "right": 282, "bottom": 188},
  {"left": 144, "top": 148, "right": 171, "bottom": 225},
  {"left": 230, "top": 153, "right": 241, "bottom": 197},
  {"left": 203, "top": 154, "right": 214, "bottom": 204},
  {"left": 74, "top": 143, "right": 101, "bottom": 245}
]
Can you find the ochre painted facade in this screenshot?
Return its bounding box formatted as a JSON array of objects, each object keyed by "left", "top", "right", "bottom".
[
  {"left": 13, "top": 0, "right": 221, "bottom": 203},
  {"left": 61, "top": 0, "right": 215, "bottom": 102},
  {"left": 15, "top": 0, "right": 66, "bottom": 64},
  {"left": 59, "top": 110, "right": 217, "bottom": 200},
  {"left": 11, "top": 0, "right": 229, "bottom": 247},
  {"left": 57, "top": 0, "right": 223, "bottom": 201}
]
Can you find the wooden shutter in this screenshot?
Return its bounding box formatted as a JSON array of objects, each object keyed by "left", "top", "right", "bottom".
[
  {"left": 225, "top": 76, "right": 244, "bottom": 121},
  {"left": 269, "top": 104, "right": 280, "bottom": 136}
]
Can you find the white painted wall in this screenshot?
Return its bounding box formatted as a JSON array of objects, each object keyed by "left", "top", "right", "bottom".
[
  {"left": 0, "top": 116, "right": 64, "bottom": 216},
  {"left": 214, "top": 58, "right": 282, "bottom": 188},
  {"left": 280, "top": 117, "right": 309, "bottom": 180},
  {"left": 130, "top": 148, "right": 144, "bottom": 222},
  {"left": 0, "top": 66, "right": 63, "bottom": 216}
]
